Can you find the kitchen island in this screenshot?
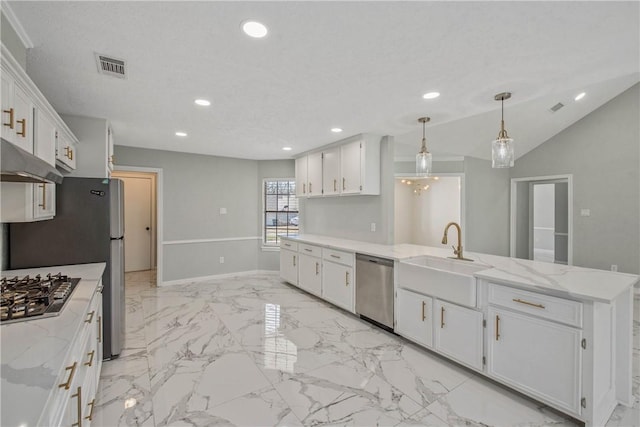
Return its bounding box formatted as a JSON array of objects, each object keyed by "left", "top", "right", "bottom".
[
  {"left": 280, "top": 234, "right": 638, "bottom": 427},
  {"left": 1, "top": 263, "right": 106, "bottom": 427}
]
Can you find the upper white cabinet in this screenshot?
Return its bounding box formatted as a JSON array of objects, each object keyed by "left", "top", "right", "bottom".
[
  {"left": 1, "top": 71, "right": 34, "bottom": 153},
  {"left": 295, "top": 134, "right": 381, "bottom": 198},
  {"left": 56, "top": 129, "right": 77, "bottom": 171},
  {"left": 61, "top": 115, "right": 113, "bottom": 178}
]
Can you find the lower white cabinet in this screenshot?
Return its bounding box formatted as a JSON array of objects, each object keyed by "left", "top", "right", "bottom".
[
  {"left": 434, "top": 299, "right": 483, "bottom": 370},
  {"left": 279, "top": 248, "right": 298, "bottom": 286},
  {"left": 322, "top": 260, "right": 354, "bottom": 312},
  {"left": 395, "top": 288, "right": 433, "bottom": 348},
  {"left": 298, "top": 253, "right": 322, "bottom": 297},
  {"left": 486, "top": 306, "right": 582, "bottom": 414}
]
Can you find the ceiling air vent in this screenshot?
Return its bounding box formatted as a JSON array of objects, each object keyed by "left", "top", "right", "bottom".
[
  {"left": 95, "top": 53, "right": 126, "bottom": 79},
  {"left": 549, "top": 102, "right": 564, "bottom": 113}
]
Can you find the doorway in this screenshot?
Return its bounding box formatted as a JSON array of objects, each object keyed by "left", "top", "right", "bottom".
[
  {"left": 510, "top": 175, "right": 572, "bottom": 265},
  {"left": 394, "top": 174, "right": 464, "bottom": 246},
  {"left": 111, "top": 170, "right": 157, "bottom": 272}
]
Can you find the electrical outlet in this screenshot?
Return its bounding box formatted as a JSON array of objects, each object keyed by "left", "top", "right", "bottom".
[
  {"left": 219, "top": 256, "right": 225, "bottom": 264},
  {"left": 611, "top": 264, "right": 618, "bottom": 272},
  {"left": 580, "top": 209, "right": 591, "bottom": 217},
  {"left": 220, "top": 207, "right": 227, "bottom": 215},
  {"left": 370, "top": 222, "right": 376, "bottom": 232}
]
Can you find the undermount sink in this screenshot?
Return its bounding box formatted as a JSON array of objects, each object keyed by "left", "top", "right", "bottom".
[{"left": 397, "top": 256, "right": 489, "bottom": 307}]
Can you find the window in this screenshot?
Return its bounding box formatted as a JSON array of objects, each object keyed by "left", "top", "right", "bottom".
[{"left": 263, "top": 179, "right": 299, "bottom": 246}]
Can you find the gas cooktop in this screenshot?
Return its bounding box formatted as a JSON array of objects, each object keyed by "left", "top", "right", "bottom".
[{"left": 0, "top": 273, "right": 80, "bottom": 324}]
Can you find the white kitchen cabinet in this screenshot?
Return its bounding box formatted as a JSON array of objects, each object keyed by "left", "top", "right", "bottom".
[
  {"left": 299, "top": 252, "right": 322, "bottom": 297},
  {"left": 321, "top": 251, "right": 354, "bottom": 312},
  {"left": 340, "top": 137, "right": 380, "bottom": 195},
  {"left": 487, "top": 306, "right": 583, "bottom": 415},
  {"left": 279, "top": 248, "right": 298, "bottom": 286},
  {"left": 322, "top": 146, "right": 341, "bottom": 196},
  {"left": 1, "top": 69, "right": 34, "bottom": 153},
  {"left": 56, "top": 129, "right": 77, "bottom": 171},
  {"left": 434, "top": 299, "right": 483, "bottom": 370},
  {"left": 295, "top": 156, "right": 308, "bottom": 197},
  {"left": 307, "top": 151, "right": 323, "bottom": 197},
  {"left": 340, "top": 139, "right": 361, "bottom": 194},
  {"left": 395, "top": 288, "right": 433, "bottom": 348},
  {"left": 61, "top": 114, "right": 112, "bottom": 178}
]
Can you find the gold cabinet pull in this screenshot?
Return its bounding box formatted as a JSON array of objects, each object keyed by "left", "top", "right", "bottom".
[
  {"left": 38, "top": 184, "right": 46, "bottom": 210},
  {"left": 330, "top": 254, "right": 341, "bottom": 259},
  {"left": 97, "top": 316, "right": 102, "bottom": 343},
  {"left": 85, "top": 310, "right": 95, "bottom": 323},
  {"left": 440, "top": 306, "right": 445, "bottom": 328},
  {"left": 84, "top": 350, "right": 95, "bottom": 367},
  {"left": 3, "top": 107, "right": 14, "bottom": 129},
  {"left": 85, "top": 398, "right": 96, "bottom": 421},
  {"left": 302, "top": 183, "right": 306, "bottom": 194},
  {"left": 16, "top": 118, "right": 26, "bottom": 137},
  {"left": 345, "top": 271, "right": 349, "bottom": 286},
  {"left": 293, "top": 255, "right": 296, "bottom": 267},
  {"left": 342, "top": 177, "right": 346, "bottom": 191},
  {"left": 64, "top": 146, "right": 70, "bottom": 158},
  {"left": 333, "top": 179, "right": 337, "bottom": 192},
  {"left": 70, "top": 148, "right": 74, "bottom": 160},
  {"left": 59, "top": 361, "right": 77, "bottom": 389},
  {"left": 421, "top": 301, "right": 426, "bottom": 321},
  {"left": 495, "top": 315, "right": 501, "bottom": 341},
  {"left": 71, "top": 386, "right": 82, "bottom": 427},
  {"left": 315, "top": 262, "right": 319, "bottom": 275},
  {"left": 512, "top": 298, "right": 545, "bottom": 309},
  {"left": 304, "top": 248, "right": 312, "bottom": 252},
  {"left": 308, "top": 182, "right": 312, "bottom": 193}
]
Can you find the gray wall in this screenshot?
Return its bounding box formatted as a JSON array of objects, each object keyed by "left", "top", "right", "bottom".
[
  {"left": 257, "top": 160, "right": 296, "bottom": 270},
  {"left": 114, "top": 146, "right": 293, "bottom": 281},
  {"left": 301, "top": 136, "right": 395, "bottom": 244},
  {"left": 511, "top": 83, "right": 639, "bottom": 274},
  {"left": 61, "top": 114, "right": 110, "bottom": 178},
  {"left": 1, "top": 12, "right": 27, "bottom": 70},
  {"left": 395, "top": 160, "right": 464, "bottom": 175},
  {"left": 464, "top": 156, "right": 511, "bottom": 256}
]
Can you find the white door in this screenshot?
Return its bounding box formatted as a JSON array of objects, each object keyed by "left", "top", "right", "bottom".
[
  {"left": 434, "top": 300, "right": 483, "bottom": 370},
  {"left": 295, "top": 156, "right": 308, "bottom": 197},
  {"left": 307, "top": 152, "right": 323, "bottom": 197},
  {"left": 322, "top": 261, "right": 354, "bottom": 312},
  {"left": 340, "top": 140, "right": 361, "bottom": 194},
  {"left": 298, "top": 254, "right": 322, "bottom": 297},
  {"left": 322, "top": 147, "right": 341, "bottom": 196},
  {"left": 279, "top": 249, "right": 298, "bottom": 285},
  {"left": 395, "top": 288, "right": 433, "bottom": 348},
  {"left": 121, "top": 176, "right": 152, "bottom": 272}
]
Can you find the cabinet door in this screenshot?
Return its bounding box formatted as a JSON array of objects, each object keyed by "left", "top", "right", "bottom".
[
  {"left": 56, "top": 131, "right": 77, "bottom": 170},
  {"left": 307, "top": 151, "right": 323, "bottom": 197},
  {"left": 340, "top": 140, "right": 361, "bottom": 194},
  {"left": 487, "top": 307, "right": 582, "bottom": 414},
  {"left": 434, "top": 300, "right": 483, "bottom": 370},
  {"left": 1, "top": 72, "right": 15, "bottom": 142},
  {"left": 295, "top": 156, "right": 308, "bottom": 197},
  {"left": 322, "top": 146, "right": 341, "bottom": 196},
  {"left": 322, "top": 261, "right": 354, "bottom": 312},
  {"left": 279, "top": 249, "right": 298, "bottom": 286},
  {"left": 35, "top": 109, "right": 56, "bottom": 165},
  {"left": 396, "top": 288, "right": 433, "bottom": 348},
  {"left": 33, "top": 182, "right": 56, "bottom": 219},
  {"left": 298, "top": 253, "right": 322, "bottom": 297},
  {"left": 12, "top": 83, "right": 34, "bottom": 154}
]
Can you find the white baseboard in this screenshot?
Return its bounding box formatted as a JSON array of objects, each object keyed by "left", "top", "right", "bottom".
[{"left": 161, "top": 269, "right": 277, "bottom": 286}]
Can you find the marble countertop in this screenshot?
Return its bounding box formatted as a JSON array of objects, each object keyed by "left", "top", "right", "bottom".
[
  {"left": 1, "top": 262, "right": 106, "bottom": 427},
  {"left": 283, "top": 234, "right": 638, "bottom": 303}
]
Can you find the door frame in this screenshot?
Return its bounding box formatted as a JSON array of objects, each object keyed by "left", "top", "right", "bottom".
[
  {"left": 113, "top": 166, "right": 164, "bottom": 286},
  {"left": 510, "top": 174, "right": 573, "bottom": 265}
]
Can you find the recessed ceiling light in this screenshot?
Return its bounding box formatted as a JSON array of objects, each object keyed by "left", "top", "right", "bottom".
[
  {"left": 194, "top": 99, "right": 211, "bottom": 106},
  {"left": 331, "top": 128, "right": 343, "bottom": 133},
  {"left": 423, "top": 92, "right": 440, "bottom": 99},
  {"left": 242, "top": 21, "right": 268, "bottom": 38},
  {"left": 574, "top": 92, "right": 586, "bottom": 101},
  {"left": 175, "top": 132, "right": 187, "bottom": 137},
  {"left": 282, "top": 147, "right": 292, "bottom": 151}
]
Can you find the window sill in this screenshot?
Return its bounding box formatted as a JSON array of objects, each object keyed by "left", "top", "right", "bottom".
[{"left": 261, "top": 246, "right": 280, "bottom": 252}]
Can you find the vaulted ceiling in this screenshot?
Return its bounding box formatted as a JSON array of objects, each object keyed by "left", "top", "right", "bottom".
[{"left": 8, "top": 1, "right": 640, "bottom": 160}]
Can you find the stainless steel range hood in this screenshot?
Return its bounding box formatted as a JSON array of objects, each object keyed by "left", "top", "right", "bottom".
[{"left": 1, "top": 138, "right": 63, "bottom": 184}]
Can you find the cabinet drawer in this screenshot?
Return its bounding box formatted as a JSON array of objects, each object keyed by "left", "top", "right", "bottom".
[
  {"left": 280, "top": 240, "right": 298, "bottom": 251},
  {"left": 299, "top": 243, "right": 321, "bottom": 257},
  {"left": 488, "top": 284, "right": 583, "bottom": 328},
  {"left": 322, "top": 248, "right": 354, "bottom": 266}
]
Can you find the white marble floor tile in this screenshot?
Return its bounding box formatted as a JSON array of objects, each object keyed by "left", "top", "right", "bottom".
[{"left": 426, "top": 375, "right": 578, "bottom": 426}]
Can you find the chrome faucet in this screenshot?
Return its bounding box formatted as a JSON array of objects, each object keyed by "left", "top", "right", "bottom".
[{"left": 441, "top": 222, "right": 473, "bottom": 262}]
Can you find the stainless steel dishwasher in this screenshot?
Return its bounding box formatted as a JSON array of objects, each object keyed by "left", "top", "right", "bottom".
[{"left": 355, "top": 254, "right": 394, "bottom": 330}]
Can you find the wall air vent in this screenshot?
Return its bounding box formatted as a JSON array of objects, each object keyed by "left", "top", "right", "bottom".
[
  {"left": 95, "top": 53, "right": 126, "bottom": 79},
  {"left": 549, "top": 102, "right": 564, "bottom": 113}
]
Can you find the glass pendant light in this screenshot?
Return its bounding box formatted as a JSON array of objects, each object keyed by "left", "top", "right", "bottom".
[
  {"left": 492, "top": 92, "right": 514, "bottom": 168},
  {"left": 416, "top": 117, "right": 432, "bottom": 176}
]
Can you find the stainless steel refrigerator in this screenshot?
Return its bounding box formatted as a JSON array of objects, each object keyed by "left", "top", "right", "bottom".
[{"left": 9, "top": 177, "right": 125, "bottom": 359}]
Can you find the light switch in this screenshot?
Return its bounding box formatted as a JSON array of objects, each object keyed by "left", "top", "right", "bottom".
[
  {"left": 580, "top": 209, "right": 590, "bottom": 217},
  {"left": 220, "top": 208, "right": 227, "bottom": 215},
  {"left": 370, "top": 223, "right": 376, "bottom": 232}
]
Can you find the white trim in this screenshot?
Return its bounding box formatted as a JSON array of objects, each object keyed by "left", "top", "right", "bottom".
[
  {"left": 113, "top": 165, "right": 164, "bottom": 287},
  {"left": 161, "top": 269, "right": 276, "bottom": 286},
  {"left": 0, "top": 2, "right": 34, "bottom": 49},
  {"left": 394, "top": 155, "right": 465, "bottom": 163},
  {"left": 163, "top": 236, "right": 261, "bottom": 245},
  {"left": 261, "top": 246, "right": 280, "bottom": 252},
  {"left": 510, "top": 174, "right": 573, "bottom": 265}
]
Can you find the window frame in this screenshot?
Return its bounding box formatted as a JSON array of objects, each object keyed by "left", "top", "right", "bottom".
[{"left": 261, "top": 178, "right": 299, "bottom": 249}]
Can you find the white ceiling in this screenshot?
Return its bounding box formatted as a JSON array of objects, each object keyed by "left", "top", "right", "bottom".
[{"left": 7, "top": 1, "right": 640, "bottom": 161}]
